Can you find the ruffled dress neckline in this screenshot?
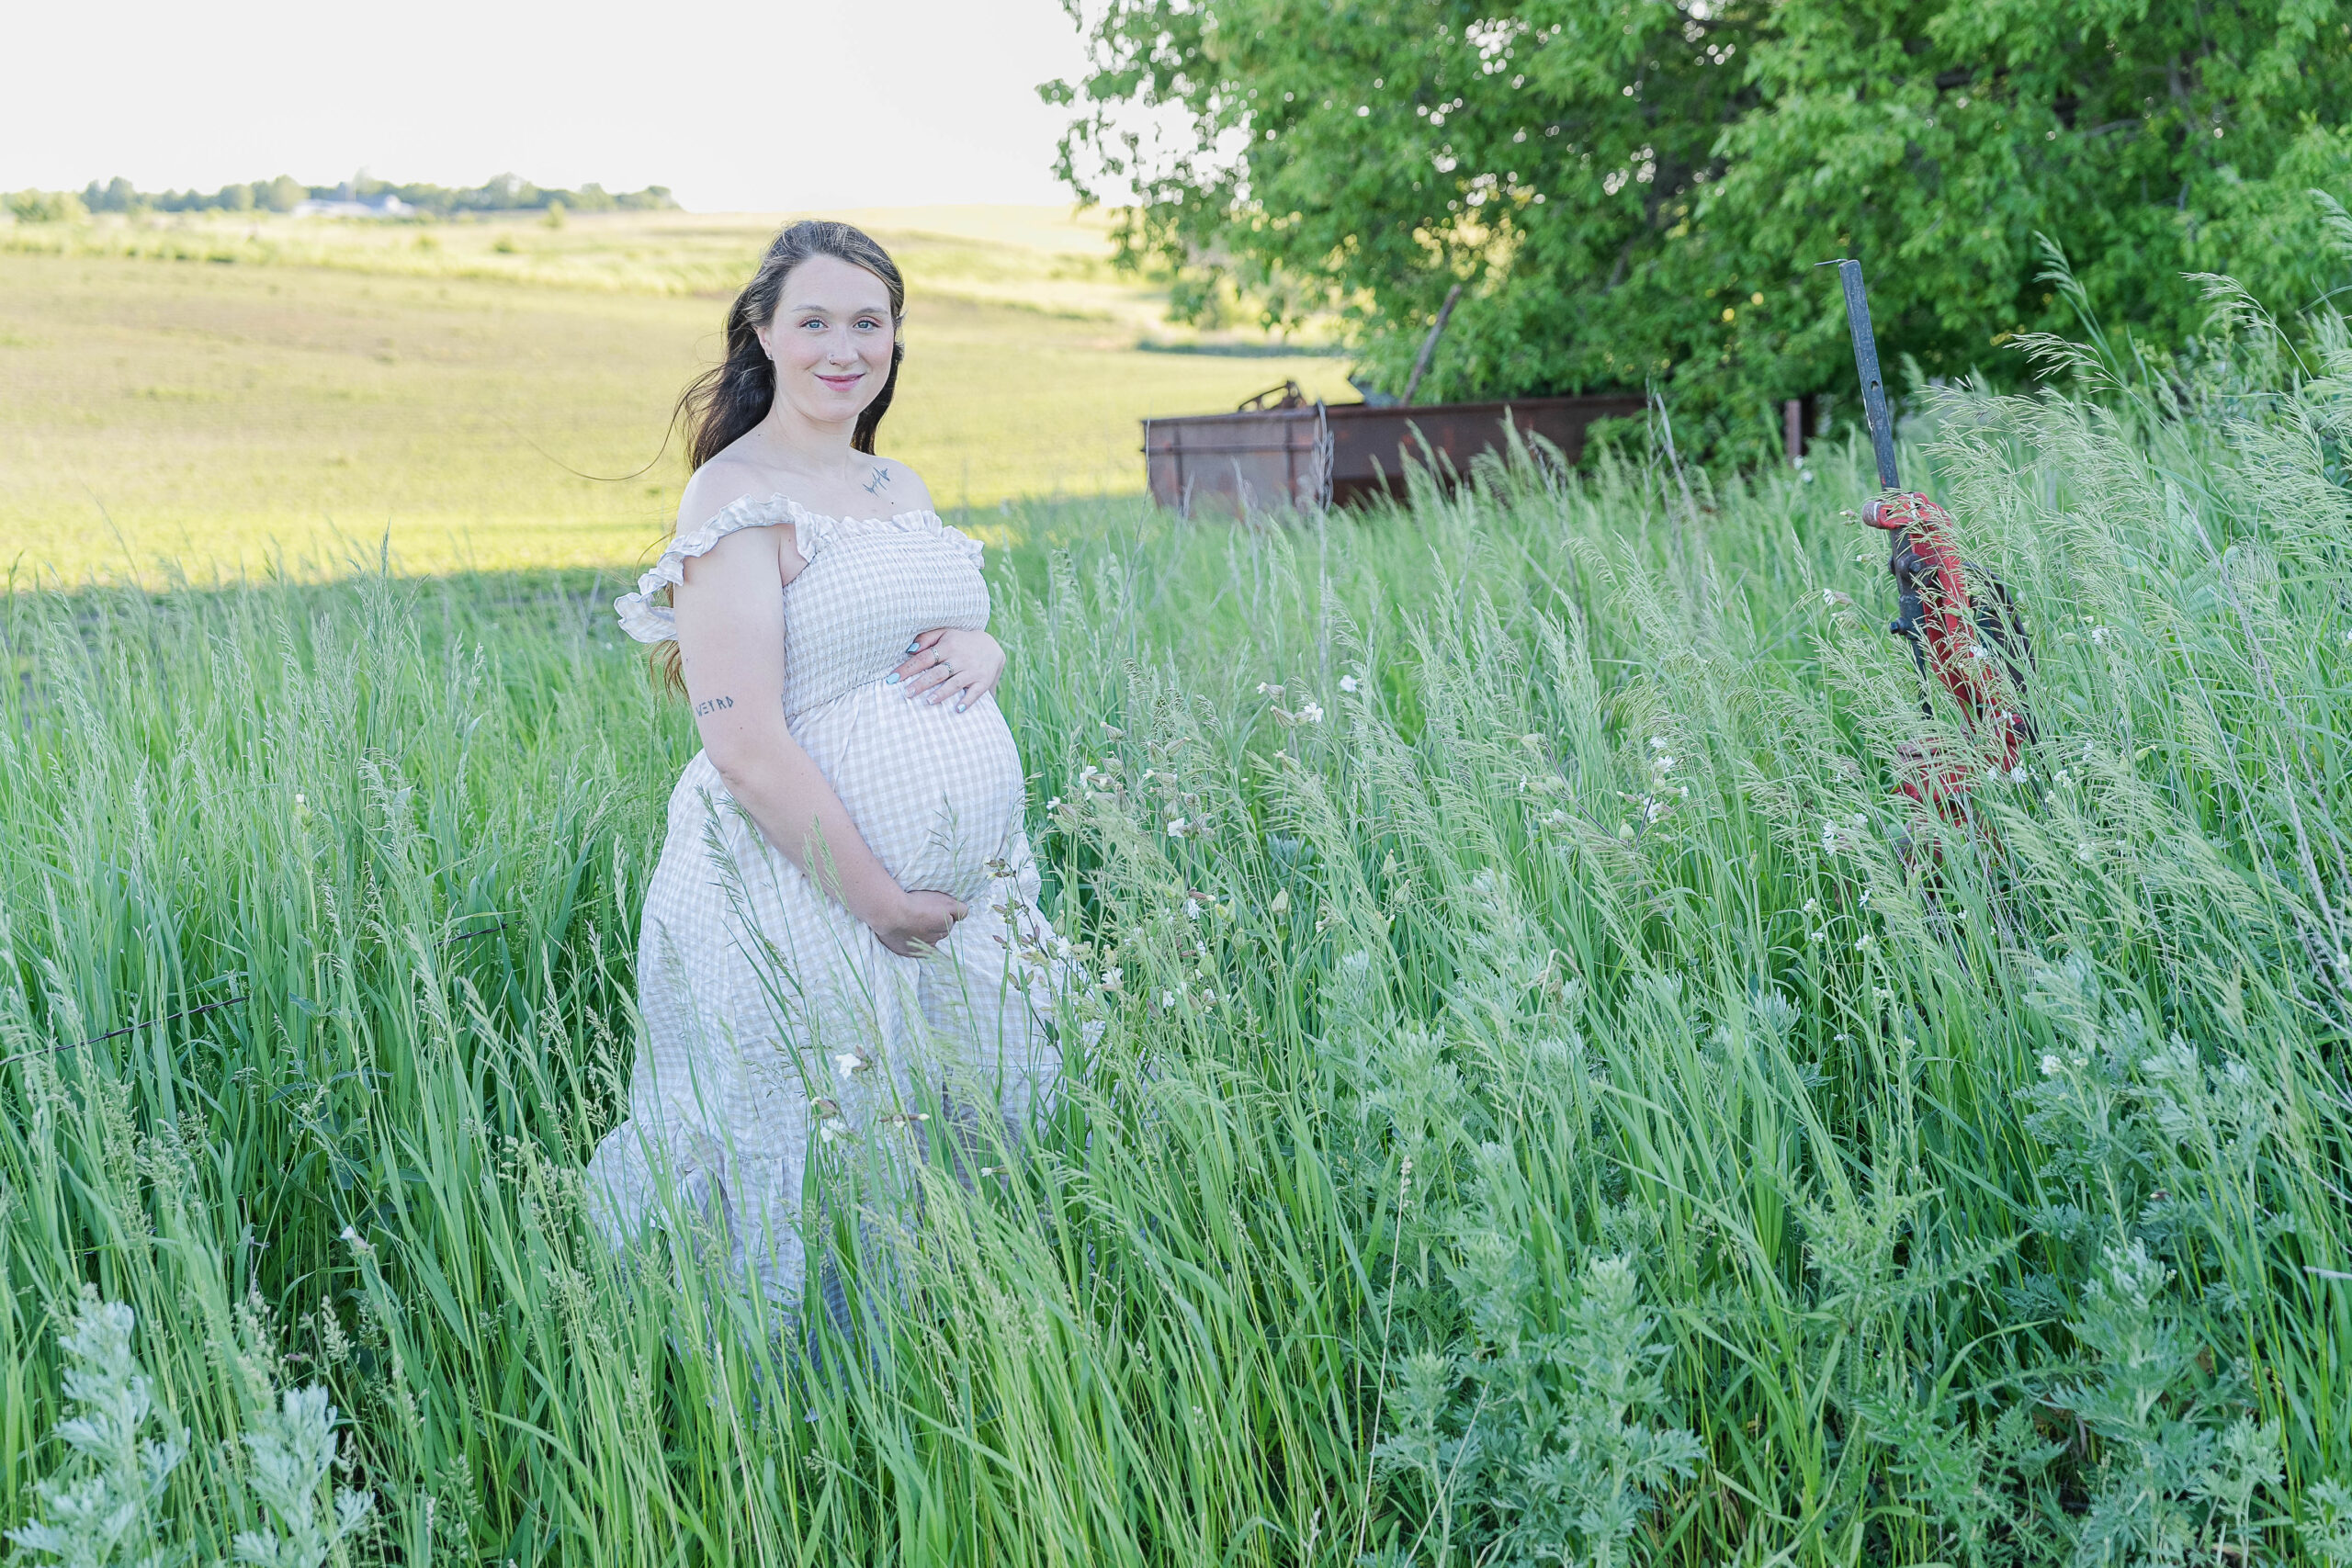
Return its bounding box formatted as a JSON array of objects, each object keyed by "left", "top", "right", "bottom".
[{"left": 614, "top": 493, "right": 982, "bottom": 645}]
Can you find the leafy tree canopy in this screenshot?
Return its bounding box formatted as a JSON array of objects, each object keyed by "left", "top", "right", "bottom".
[{"left": 1048, "top": 0, "right": 2352, "bottom": 454}]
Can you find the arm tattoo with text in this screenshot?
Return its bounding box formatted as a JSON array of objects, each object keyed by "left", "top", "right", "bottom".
[
  {"left": 862, "top": 465, "right": 892, "bottom": 496},
  {"left": 694, "top": 695, "right": 734, "bottom": 717}
]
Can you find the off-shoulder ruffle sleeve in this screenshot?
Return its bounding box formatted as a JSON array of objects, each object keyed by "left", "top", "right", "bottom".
[{"left": 613, "top": 497, "right": 982, "bottom": 645}]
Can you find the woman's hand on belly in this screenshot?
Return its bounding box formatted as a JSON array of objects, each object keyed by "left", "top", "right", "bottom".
[
  {"left": 892, "top": 628, "right": 1004, "bottom": 713},
  {"left": 872, "top": 887, "right": 970, "bottom": 957}
]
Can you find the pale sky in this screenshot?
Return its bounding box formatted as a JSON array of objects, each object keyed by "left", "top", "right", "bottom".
[{"left": 4, "top": 0, "right": 1104, "bottom": 211}]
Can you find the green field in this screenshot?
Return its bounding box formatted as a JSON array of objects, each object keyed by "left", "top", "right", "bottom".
[
  {"left": 3, "top": 259, "right": 2349, "bottom": 1562},
  {"left": 0, "top": 208, "right": 1352, "bottom": 584}
]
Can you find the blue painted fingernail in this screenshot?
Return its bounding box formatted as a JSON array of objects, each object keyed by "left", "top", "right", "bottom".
[
  {"left": 956, "top": 702, "right": 967, "bottom": 713},
  {"left": 906, "top": 641, "right": 921, "bottom": 654},
  {"left": 885, "top": 673, "right": 899, "bottom": 684}
]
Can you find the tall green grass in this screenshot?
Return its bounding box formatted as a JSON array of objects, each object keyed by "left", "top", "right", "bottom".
[{"left": 3, "top": 290, "right": 2349, "bottom": 1564}]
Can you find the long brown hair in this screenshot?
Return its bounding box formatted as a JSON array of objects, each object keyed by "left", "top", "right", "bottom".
[{"left": 653, "top": 220, "right": 906, "bottom": 689}]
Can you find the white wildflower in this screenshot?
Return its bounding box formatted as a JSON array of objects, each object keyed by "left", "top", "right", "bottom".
[
  {"left": 1648, "top": 735, "right": 1668, "bottom": 751},
  {"left": 1802, "top": 897, "right": 1819, "bottom": 915},
  {"left": 2090, "top": 626, "right": 2109, "bottom": 643},
  {"left": 340, "top": 1225, "right": 372, "bottom": 1257},
  {"left": 833, "top": 1052, "right": 866, "bottom": 1076},
  {"left": 1046, "top": 795, "right": 1064, "bottom": 812},
  {"left": 2041, "top": 1054, "right": 2062, "bottom": 1077},
  {"left": 1298, "top": 701, "right": 1324, "bottom": 724},
  {"left": 1810, "top": 929, "right": 1826, "bottom": 943},
  {"left": 1855, "top": 934, "right": 1875, "bottom": 952},
  {"left": 2010, "top": 766, "right": 2027, "bottom": 783},
  {"left": 1166, "top": 818, "right": 1188, "bottom": 838},
  {"left": 1340, "top": 674, "right": 1360, "bottom": 693},
  {"left": 1160, "top": 990, "right": 1177, "bottom": 1009},
  {"left": 1101, "top": 966, "right": 1123, "bottom": 991}
]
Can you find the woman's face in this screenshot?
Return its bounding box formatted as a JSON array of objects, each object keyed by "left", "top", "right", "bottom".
[{"left": 756, "top": 254, "right": 898, "bottom": 430}]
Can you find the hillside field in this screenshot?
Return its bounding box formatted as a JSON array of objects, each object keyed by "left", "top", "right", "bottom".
[{"left": 0, "top": 207, "right": 1352, "bottom": 585}]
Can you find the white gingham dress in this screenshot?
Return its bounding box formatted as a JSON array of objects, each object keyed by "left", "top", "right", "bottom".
[{"left": 588, "top": 494, "right": 1069, "bottom": 1306}]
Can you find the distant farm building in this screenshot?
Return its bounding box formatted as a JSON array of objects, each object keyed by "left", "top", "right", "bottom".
[{"left": 291, "top": 192, "right": 412, "bottom": 218}]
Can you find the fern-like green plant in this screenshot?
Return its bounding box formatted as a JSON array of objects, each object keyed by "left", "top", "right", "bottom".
[
  {"left": 5, "top": 1291, "right": 187, "bottom": 1568},
  {"left": 224, "top": 1386, "right": 372, "bottom": 1568}
]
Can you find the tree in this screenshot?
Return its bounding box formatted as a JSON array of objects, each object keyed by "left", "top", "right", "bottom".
[
  {"left": 1048, "top": 0, "right": 2352, "bottom": 454},
  {"left": 7, "top": 190, "right": 87, "bottom": 224},
  {"left": 77, "top": 176, "right": 139, "bottom": 213}
]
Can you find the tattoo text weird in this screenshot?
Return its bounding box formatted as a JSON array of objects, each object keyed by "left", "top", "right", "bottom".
[{"left": 695, "top": 695, "right": 734, "bottom": 717}]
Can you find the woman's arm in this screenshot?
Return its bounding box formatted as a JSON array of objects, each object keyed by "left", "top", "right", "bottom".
[{"left": 671, "top": 517, "right": 964, "bottom": 956}]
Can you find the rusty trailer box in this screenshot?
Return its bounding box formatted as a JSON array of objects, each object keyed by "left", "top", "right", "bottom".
[{"left": 1142, "top": 393, "right": 1647, "bottom": 514}]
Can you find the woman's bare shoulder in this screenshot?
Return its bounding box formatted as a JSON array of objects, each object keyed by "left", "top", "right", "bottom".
[
  {"left": 675, "top": 452, "right": 782, "bottom": 536},
  {"left": 670, "top": 457, "right": 806, "bottom": 588},
  {"left": 862, "top": 456, "right": 936, "bottom": 515}
]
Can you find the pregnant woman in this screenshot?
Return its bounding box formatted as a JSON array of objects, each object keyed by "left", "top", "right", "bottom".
[{"left": 588, "top": 221, "right": 1070, "bottom": 1310}]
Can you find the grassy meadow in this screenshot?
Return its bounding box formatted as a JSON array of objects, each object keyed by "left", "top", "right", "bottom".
[
  {"left": 0, "top": 208, "right": 1353, "bottom": 583},
  {"left": 4, "top": 234, "right": 2351, "bottom": 1563}
]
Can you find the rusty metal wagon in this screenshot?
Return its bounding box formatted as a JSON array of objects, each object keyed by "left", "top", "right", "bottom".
[{"left": 1141, "top": 381, "right": 1647, "bottom": 515}]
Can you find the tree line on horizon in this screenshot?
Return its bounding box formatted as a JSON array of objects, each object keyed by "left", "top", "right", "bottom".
[
  {"left": 9, "top": 172, "right": 676, "bottom": 222},
  {"left": 1049, "top": 0, "right": 2352, "bottom": 457}
]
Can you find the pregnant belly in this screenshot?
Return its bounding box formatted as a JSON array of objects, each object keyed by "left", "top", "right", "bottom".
[{"left": 793, "top": 683, "right": 1027, "bottom": 903}]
